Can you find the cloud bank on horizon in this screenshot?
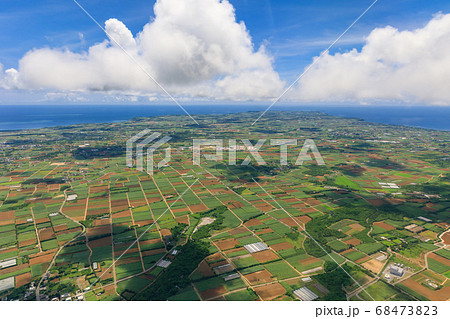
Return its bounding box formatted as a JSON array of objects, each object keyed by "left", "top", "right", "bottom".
[{"left": 0, "top": 0, "right": 449, "bottom": 105}]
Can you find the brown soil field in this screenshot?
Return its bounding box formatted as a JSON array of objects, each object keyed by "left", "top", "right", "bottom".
[
  {"left": 87, "top": 208, "right": 109, "bottom": 216},
  {"left": 0, "top": 219, "right": 14, "bottom": 226},
  {"left": 301, "top": 207, "right": 317, "bottom": 214},
  {"left": 172, "top": 207, "right": 187, "bottom": 213},
  {"left": 215, "top": 238, "right": 239, "bottom": 250},
  {"left": 53, "top": 224, "right": 68, "bottom": 232},
  {"left": 244, "top": 269, "right": 274, "bottom": 285},
  {"left": 134, "top": 219, "right": 154, "bottom": 227},
  {"left": 0, "top": 263, "right": 28, "bottom": 276},
  {"left": 0, "top": 247, "right": 17, "bottom": 254},
  {"left": 367, "top": 199, "right": 386, "bottom": 206},
  {"left": 189, "top": 204, "right": 208, "bottom": 213},
  {"left": 255, "top": 228, "right": 273, "bottom": 235},
  {"left": 361, "top": 259, "right": 384, "bottom": 274},
  {"left": 373, "top": 222, "right": 396, "bottom": 231},
  {"left": 115, "top": 247, "right": 139, "bottom": 256},
  {"left": 254, "top": 203, "right": 274, "bottom": 212},
  {"left": 92, "top": 219, "right": 111, "bottom": 227},
  {"left": 141, "top": 248, "right": 166, "bottom": 256},
  {"left": 341, "top": 248, "right": 356, "bottom": 255},
  {"left": 209, "top": 260, "right": 229, "bottom": 269},
  {"left": 116, "top": 256, "right": 141, "bottom": 265},
  {"left": 253, "top": 250, "right": 280, "bottom": 263},
  {"left": 89, "top": 236, "right": 112, "bottom": 248},
  {"left": 15, "top": 272, "right": 32, "bottom": 288},
  {"left": 270, "top": 242, "right": 294, "bottom": 251},
  {"left": 198, "top": 260, "right": 214, "bottom": 277},
  {"left": 400, "top": 278, "right": 450, "bottom": 301},
  {"left": 199, "top": 286, "right": 227, "bottom": 300},
  {"left": 254, "top": 283, "right": 286, "bottom": 300},
  {"left": 39, "top": 228, "right": 56, "bottom": 241},
  {"left": 19, "top": 238, "right": 37, "bottom": 248},
  {"left": 111, "top": 199, "right": 129, "bottom": 207},
  {"left": 175, "top": 216, "right": 189, "bottom": 224},
  {"left": 35, "top": 217, "right": 50, "bottom": 224},
  {"left": 244, "top": 218, "right": 262, "bottom": 227},
  {"left": 146, "top": 197, "right": 162, "bottom": 203},
  {"left": 442, "top": 232, "right": 450, "bottom": 245},
  {"left": 299, "top": 256, "right": 322, "bottom": 266},
  {"left": 160, "top": 229, "right": 172, "bottom": 237},
  {"left": 344, "top": 238, "right": 362, "bottom": 246},
  {"left": 139, "top": 238, "right": 162, "bottom": 246},
  {"left": 29, "top": 250, "right": 57, "bottom": 266},
  {"left": 228, "top": 227, "right": 247, "bottom": 235},
  {"left": 428, "top": 253, "right": 450, "bottom": 267},
  {"left": 355, "top": 256, "right": 371, "bottom": 264},
  {"left": 206, "top": 252, "right": 224, "bottom": 263},
  {"left": 111, "top": 210, "right": 131, "bottom": 219},
  {"left": 304, "top": 199, "right": 323, "bottom": 206},
  {"left": 347, "top": 223, "right": 365, "bottom": 232},
  {"left": 86, "top": 226, "right": 111, "bottom": 237},
  {"left": 0, "top": 211, "right": 14, "bottom": 221}
]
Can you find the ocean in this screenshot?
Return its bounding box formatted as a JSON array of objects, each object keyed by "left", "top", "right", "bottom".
[{"left": 0, "top": 105, "right": 449, "bottom": 131}]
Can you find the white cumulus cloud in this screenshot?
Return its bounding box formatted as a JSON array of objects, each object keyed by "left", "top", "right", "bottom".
[
  {"left": 2, "top": 0, "right": 284, "bottom": 100},
  {"left": 292, "top": 13, "right": 450, "bottom": 105}
]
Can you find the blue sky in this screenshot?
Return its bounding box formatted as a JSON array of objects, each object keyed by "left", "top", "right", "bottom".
[{"left": 1, "top": 0, "right": 450, "bottom": 104}]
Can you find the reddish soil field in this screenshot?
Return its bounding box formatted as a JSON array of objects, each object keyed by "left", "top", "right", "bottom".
[
  {"left": 89, "top": 236, "right": 112, "bottom": 248},
  {"left": 254, "top": 203, "right": 274, "bottom": 212},
  {"left": 134, "top": 219, "right": 154, "bottom": 227},
  {"left": 199, "top": 286, "right": 227, "bottom": 300},
  {"left": 441, "top": 232, "right": 450, "bottom": 245},
  {"left": 35, "top": 217, "right": 50, "bottom": 224},
  {"left": 254, "top": 283, "right": 286, "bottom": 300},
  {"left": 428, "top": 253, "right": 450, "bottom": 267},
  {"left": 355, "top": 256, "right": 371, "bottom": 264},
  {"left": 244, "top": 269, "right": 274, "bottom": 285},
  {"left": 111, "top": 199, "right": 129, "bottom": 207},
  {"left": 15, "top": 272, "right": 32, "bottom": 288},
  {"left": 0, "top": 263, "right": 28, "bottom": 276},
  {"left": 91, "top": 219, "right": 110, "bottom": 227},
  {"left": 367, "top": 199, "right": 386, "bottom": 206},
  {"left": 304, "top": 199, "right": 323, "bottom": 206},
  {"left": 39, "top": 228, "right": 56, "bottom": 241},
  {"left": 209, "top": 260, "right": 229, "bottom": 269},
  {"left": 198, "top": 260, "right": 215, "bottom": 277},
  {"left": 139, "top": 238, "right": 162, "bottom": 246},
  {"left": 116, "top": 256, "right": 141, "bottom": 265},
  {"left": 142, "top": 248, "right": 166, "bottom": 256},
  {"left": 160, "top": 229, "right": 172, "bottom": 237},
  {"left": 175, "top": 216, "right": 189, "bottom": 224},
  {"left": 53, "top": 224, "right": 68, "bottom": 232},
  {"left": 341, "top": 248, "right": 356, "bottom": 255},
  {"left": 206, "top": 252, "right": 224, "bottom": 263},
  {"left": 0, "top": 219, "right": 14, "bottom": 226},
  {"left": 29, "top": 250, "right": 57, "bottom": 266},
  {"left": 19, "top": 238, "right": 37, "bottom": 248},
  {"left": 344, "top": 238, "right": 362, "bottom": 246},
  {"left": 270, "top": 242, "right": 294, "bottom": 251},
  {"left": 215, "top": 238, "right": 239, "bottom": 250},
  {"left": 189, "top": 204, "right": 208, "bottom": 213},
  {"left": 244, "top": 218, "right": 262, "bottom": 227},
  {"left": 255, "top": 228, "right": 273, "bottom": 235},
  {"left": 228, "top": 227, "right": 247, "bottom": 235},
  {"left": 253, "top": 250, "right": 280, "bottom": 263},
  {"left": 292, "top": 203, "right": 307, "bottom": 209},
  {"left": 115, "top": 247, "right": 139, "bottom": 256},
  {"left": 299, "top": 256, "right": 321, "bottom": 266},
  {"left": 86, "top": 226, "right": 111, "bottom": 237},
  {"left": 373, "top": 222, "right": 396, "bottom": 231},
  {"left": 0, "top": 211, "right": 14, "bottom": 220},
  {"left": 86, "top": 208, "right": 109, "bottom": 216},
  {"left": 111, "top": 210, "right": 131, "bottom": 219},
  {"left": 401, "top": 278, "right": 450, "bottom": 301}
]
